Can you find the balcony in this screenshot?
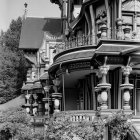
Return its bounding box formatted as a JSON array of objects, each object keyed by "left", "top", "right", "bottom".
[
  {"left": 55, "top": 27, "right": 140, "bottom": 54},
  {"left": 55, "top": 34, "right": 95, "bottom": 53}
]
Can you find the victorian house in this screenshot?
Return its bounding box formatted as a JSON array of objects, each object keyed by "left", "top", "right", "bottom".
[{"left": 47, "top": 0, "right": 140, "bottom": 139}]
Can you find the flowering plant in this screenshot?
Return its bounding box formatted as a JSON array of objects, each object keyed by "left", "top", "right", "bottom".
[
  {"left": 45, "top": 110, "right": 133, "bottom": 140},
  {"left": 45, "top": 111, "right": 106, "bottom": 140},
  {"left": 106, "top": 110, "right": 133, "bottom": 140}
]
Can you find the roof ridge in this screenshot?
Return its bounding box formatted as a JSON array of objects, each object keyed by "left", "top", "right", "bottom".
[{"left": 25, "top": 16, "right": 61, "bottom": 19}]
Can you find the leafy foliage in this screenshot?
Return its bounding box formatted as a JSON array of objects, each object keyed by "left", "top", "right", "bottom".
[
  {"left": 2, "top": 17, "right": 22, "bottom": 51},
  {"left": 45, "top": 110, "right": 133, "bottom": 140},
  {"left": 0, "top": 17, "right": 28, "bottom": 103},
  {"left": 106, "top": 110, "right": 133, "bottom": 140},
  {"left": 45, "top": 112, "right": 106, "bottom": 140},
  {"left": 0, "top": 107, "right": 31, "bottom": 140},
  {"left": 0, "top": 108, "right": 133, "bottom": 140},
  {"left": 0, "top": 107, "right": 44, "bottom": 140}
]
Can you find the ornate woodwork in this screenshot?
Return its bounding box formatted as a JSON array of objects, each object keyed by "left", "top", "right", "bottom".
[{"left": 122, "top": 0, "right": 140, "bottom": 12}]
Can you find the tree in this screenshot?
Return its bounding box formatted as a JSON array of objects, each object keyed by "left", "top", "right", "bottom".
[
  {"left": 0, "top": 17, "right": 28, "bottom": 103},
  {"left": 2, "top": 17, "right": 22, "bottom": 51}
]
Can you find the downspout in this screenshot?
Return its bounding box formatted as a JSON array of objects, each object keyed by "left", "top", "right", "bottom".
[
  {"left": 60, "top": 63, "right": 65, "bottom": 111},
  {"left": 104, "top": 0, "right": 111, "bottom": 38}
]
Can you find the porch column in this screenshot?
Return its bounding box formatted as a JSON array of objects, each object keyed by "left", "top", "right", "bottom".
[
  {"left": 116, "top": 0, "right": 124, "bottom": 40},
  {"left": 52, "top": 92, "right": 62, "bottom": 113},
  {"left": 104, "top": 0, "right": 111, "bottom": 38},
  {"left": 120, "top": 66, "right": 133, "bottom": 110},
  {"left": 95, "top": 57, "right": 111, "bottom": 110},
  {"left": 118, "top": 0, "right": 122, "bottom": 19},
  {"left": 100, "top": 22, "right": 108, "bottom": 39},
  {"left": 52, "top": 78, "right": 62, "bottom": 112},
  {"left": 85, "top": 11, "right": 92, "bottom": 36},
  {"left": 89, "top": 5, "right": 96, "bottom": 44},
  {"left": 45, "top": 41, "right": 50, "bottom": 61},
  {"left": 62, "top": 0, "right": 69, "bottom": 36},
  {"left": 116, "top": 18, "right": 124, "bottom": 40}
]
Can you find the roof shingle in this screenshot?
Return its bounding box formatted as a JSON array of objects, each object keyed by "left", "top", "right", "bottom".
[{"left": 19, "top": 17, "right": 61, "bottom": 49}]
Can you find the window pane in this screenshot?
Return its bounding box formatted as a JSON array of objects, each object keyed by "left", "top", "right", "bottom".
[
  {"left": 137, "top": 16, "right": 140, "bottom": 25},
  {"left": 122, "top": 15, "right": 133, "bottom": 24}
]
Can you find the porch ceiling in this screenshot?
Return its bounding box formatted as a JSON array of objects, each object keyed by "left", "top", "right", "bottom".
[
  {"left": 59, "top": 69, "right": 96, "bottom": 88},
  {"left": 49, "top": 47, "right": 95, "bottom": 74}
]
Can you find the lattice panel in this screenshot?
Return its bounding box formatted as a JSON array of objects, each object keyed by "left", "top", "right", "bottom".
[{"left": 122, "top": 0, "right": 140, "bottom": 12}]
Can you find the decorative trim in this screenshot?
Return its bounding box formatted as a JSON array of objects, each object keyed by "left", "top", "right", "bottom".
[
  {"left": 45, "top": 31, "right": 62, "bottom": 41},
  {"left": 122, "top": 0, "right": 140, "bottom": 12},
  {"left": 56, "top": 61, "right": 91, "bottom": 76}
]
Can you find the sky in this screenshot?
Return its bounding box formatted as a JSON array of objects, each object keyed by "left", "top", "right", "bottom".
[{"left": 0, "top": 0, "right": 61, "bottom": 31}]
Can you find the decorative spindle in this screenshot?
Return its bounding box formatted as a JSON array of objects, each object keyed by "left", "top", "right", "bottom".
[
  {"left": 100, "top": 22, "right": 108, "bottom": 39},
  {"left": 123, "top": 24, "right": 131, "bottom": 40},
  {"left": 95, "top": 57, "right": 111, "bottom": 109},
  {"left": 120, "top": 66, "right": 133, "bottom": 110},
  {"left": 116, "top": 18, "right": 124, "bottom": 40}
]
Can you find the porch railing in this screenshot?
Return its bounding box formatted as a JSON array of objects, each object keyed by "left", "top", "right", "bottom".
[
  {"left": 56, "top": 34, "right": 96, "bottom": 54},
  {"left": 55, "top": 28, "right": 140, "bottom": 54},
  {"left": 59, "top": 109, "right": 132, "bottom": 122},
  {"left": 63, "top": 110, "right": 96, "bottom": 122}
]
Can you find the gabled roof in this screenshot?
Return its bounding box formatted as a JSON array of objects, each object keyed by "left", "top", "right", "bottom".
[
  {"left": 19, "top": 17, "right": 61, "bottom": 49},
  {"left": 19, "top": 17, "right": 46, "bottom": 49},
  {"left": 43, "top": 18, "right": 62, "bottom": 37}
]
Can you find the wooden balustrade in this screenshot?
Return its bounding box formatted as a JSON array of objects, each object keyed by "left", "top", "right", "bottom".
[
  {"left": 55, "top": 29, "right": 140, "bottom": 54},
  {"left": 59, "top": 109, "right": 132, "bottom": 122},
  {"left": 61, "top": 110, "right": 96, "bottom": 122}
]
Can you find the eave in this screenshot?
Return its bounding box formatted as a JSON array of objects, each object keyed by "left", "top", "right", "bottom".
[{"left": 92, "top": 39, "right": 140, "bottom": 66}]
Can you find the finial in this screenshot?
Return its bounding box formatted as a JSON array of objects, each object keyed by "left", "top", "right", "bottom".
[
  {"left": 24, "top": 2, "right": 28, "bottom": 9},
  {"left": 104, "top": 56, "right": 108, "bottom": 66},
  {"left": 23, "top": 2, "right": 28, "bottom": 19}
]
